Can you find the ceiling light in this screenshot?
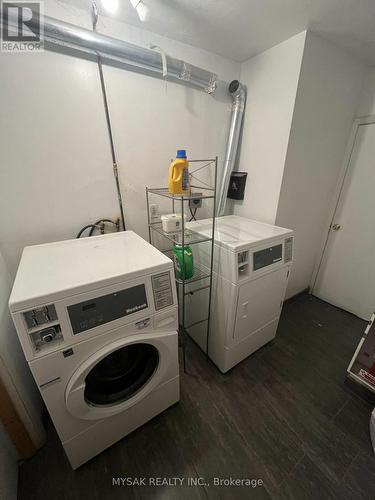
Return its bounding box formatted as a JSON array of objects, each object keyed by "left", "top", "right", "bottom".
[
  {"left": 101, "top": 0, "right": 119, "bottom": 14},
  {"left": 129, "top": 0, "right": 150, "bottom": 22}
]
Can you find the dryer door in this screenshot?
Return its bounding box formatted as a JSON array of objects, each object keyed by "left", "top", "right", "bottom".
[
  {"left": 65, "top": 332, "right": 172, "bottom": 420},
  {"left": 233, "top": 267, "right": 289, "bottom": 342}
]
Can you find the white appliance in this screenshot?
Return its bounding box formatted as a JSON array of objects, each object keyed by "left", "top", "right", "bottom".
[
  {"left": 9, "top": 231, "right": 179, "bottom": 469},
  {"left": 186, "top": 215, "right": 294, "bottom": 373}
]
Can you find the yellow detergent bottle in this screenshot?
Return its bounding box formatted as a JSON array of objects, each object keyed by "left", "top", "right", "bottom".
[{"left": 168, "top": 150, "right": 190, "bottom": 195}]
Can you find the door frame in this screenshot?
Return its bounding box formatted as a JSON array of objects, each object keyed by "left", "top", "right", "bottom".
[{"left": 311, "top": 115, "right": 375, "bottom": 293}]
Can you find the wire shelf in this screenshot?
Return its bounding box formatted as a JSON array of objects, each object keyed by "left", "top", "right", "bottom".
[
  {"left": 147, "top": 188, "right": 215, "bottom": 200},
  {"left": 185, "top": 318, "right": 208, "bottom": 330},
  {"left": 149, "top": 223, "right": 212, "bottom": 245},
  {"left": 162, "top": 251, "right": 211, "bottom": 285},
  {"left": 175, "top": 265, "right": 211, "bottom": 285}
]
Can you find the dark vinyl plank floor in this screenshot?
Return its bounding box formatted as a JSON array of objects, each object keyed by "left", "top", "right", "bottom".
[{"left": 18, "top": 294, "right": 375, "bottom": 500}]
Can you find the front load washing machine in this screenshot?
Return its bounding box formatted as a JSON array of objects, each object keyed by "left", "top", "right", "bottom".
[{"left": 9, "top": 231, "right": 179, "bottom": 469}]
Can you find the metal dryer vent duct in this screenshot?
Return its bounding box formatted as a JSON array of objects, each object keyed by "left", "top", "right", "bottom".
[
  {"left": 217, "top": 80, "right": 246, "bottom": 216},
  {"left": 4, "top": 12, "right": 217, "bottom": 94}
]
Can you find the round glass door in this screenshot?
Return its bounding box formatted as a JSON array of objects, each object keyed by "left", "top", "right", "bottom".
[{"left": 84, "top": 343, "right": 159, "bottom": 406}]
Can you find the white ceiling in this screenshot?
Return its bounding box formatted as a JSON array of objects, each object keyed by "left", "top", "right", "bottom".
[
  {"left": 61, "top": 0, "right": 375, "bottom": 65},
  {"left": 309, "top": 0, "right": 375, "bottom": 66}
]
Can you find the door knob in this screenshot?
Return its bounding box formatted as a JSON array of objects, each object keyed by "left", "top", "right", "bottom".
[{"left": 332, "top": 223, "right": 341, "bottom": 231}]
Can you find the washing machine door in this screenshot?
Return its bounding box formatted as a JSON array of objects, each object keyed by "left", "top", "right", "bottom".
[{"left": 65, "top": 333, "right": 170, "bottom": 420}]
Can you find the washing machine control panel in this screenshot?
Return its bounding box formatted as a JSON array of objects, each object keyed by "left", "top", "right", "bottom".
[
  {"left": 68, "top": 284, "right": 148, "bottom": 335},
  {"left": 14, "top": 268, "right": 176, "bottom": 360}
]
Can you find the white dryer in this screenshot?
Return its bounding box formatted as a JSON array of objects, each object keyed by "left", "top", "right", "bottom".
[
  {"left": 186, "top": 215, "right": 294, "bottom": 373},
  {"left": 9, "top": 231, "right": 179, "bottom": 469}
]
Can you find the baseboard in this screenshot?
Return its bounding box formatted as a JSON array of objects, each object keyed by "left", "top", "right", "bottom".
[{"left": 284, "top": 287, "right": 310, "bottom": 305}]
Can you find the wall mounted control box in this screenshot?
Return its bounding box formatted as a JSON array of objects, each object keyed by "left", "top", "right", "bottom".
[{"left": 227, "top": 172, "right": 247, "bottom": 200}]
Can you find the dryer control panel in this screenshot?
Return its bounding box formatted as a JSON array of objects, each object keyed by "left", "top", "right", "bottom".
[
  {"left": 235, "top": 236, "right": 294, "bottom": 282},
  {"left": 253, "top": 244, "right": 283, "bottom": 271}
]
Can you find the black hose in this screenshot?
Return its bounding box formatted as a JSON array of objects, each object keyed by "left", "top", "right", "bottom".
[
  {"left": 77, "top": 219, "right": 119, "bottom": 239},
  {"left": 88, "top": 219, "right": 118, "bottom": 236},
  {"left": 76, "top": 225, "right": 97, "bottom": 238}
]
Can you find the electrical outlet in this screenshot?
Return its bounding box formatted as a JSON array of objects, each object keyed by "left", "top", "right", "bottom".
[
  {"left": 149, "top": 204, "right": 159, "bottom": 219},
  {"left": 189, "top": 193, "right": 202, "bottom": 209}
]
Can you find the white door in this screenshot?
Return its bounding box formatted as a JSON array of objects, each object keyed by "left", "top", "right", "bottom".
[{"left": 313, "top": 120, "right": 375, "bottom": 320}]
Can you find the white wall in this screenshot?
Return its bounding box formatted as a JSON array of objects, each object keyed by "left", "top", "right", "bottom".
[
  {"left": 232, "top": 31, "right": 306, "bottom": 223},
  {"left": 0, "top": 49, "right": 120, "bottom": 276},
  {"left": 0, "top": 422, "right": 18, "bottom": 500},
  {"left": 0, "top": 250, "right": 46, "bottom": 448},
  {"left": 0, "top": 1, "right": 240, "bottom": 276},
  {"left": 357, "top": 67, "right": 375, "bottom": 116},
  {"left": 230, "top": 30, "right": 366, "bottom": 299},
  {"left": 276, "top": 32, "right": 366, "bottom": 297}
]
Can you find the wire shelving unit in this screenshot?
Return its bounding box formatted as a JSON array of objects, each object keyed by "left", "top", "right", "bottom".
[{"left": 146, "top": 157, "right": 217, "bottom": 371}]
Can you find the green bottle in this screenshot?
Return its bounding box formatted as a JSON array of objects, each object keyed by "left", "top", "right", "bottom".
[{"left": 172, "top": 243, "right": 194, "bottom": 280}]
